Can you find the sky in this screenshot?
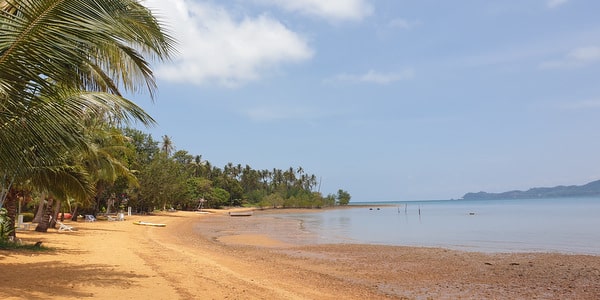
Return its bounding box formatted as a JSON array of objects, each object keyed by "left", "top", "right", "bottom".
[{"left": 132, "top": 0, "right": 600, "bottom": 201}]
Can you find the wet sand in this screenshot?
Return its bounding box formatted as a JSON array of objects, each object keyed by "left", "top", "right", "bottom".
[{"left": 1, "top": 209, "right": 599, "bottom": 299}]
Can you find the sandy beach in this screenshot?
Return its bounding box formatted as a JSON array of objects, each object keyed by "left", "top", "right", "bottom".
[{"left": 1, "top": 209, "right": 599, "bottom": 299}]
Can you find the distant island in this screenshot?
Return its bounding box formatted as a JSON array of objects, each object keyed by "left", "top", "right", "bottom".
[{"left": 462, "top": 180, "right": 600, "bottom": 200}]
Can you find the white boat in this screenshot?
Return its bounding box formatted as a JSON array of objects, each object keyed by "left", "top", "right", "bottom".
[{"left": 228, "top": 211, "right": 253, "bottom": 217}]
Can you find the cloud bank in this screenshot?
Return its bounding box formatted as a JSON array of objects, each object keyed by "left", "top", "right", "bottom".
[
  {"left": 254, "top": 0, "right": 373, "bottom": 21},
  {"left": 144, "top": 0, "right": 313, "bottom": 87}
]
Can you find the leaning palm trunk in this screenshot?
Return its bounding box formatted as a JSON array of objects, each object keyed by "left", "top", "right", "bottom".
[
  {"left": 71, "top": 202, "right": 78, "bottom": 221},
  {"left": 35, "top": 197, "right": 54, "bottom": 232},
  {"left": 53, "top": 200, "right": 62, "bottom": 223},
  {"left": 32, "top": 192, "right": 46, "bottom": 223}
]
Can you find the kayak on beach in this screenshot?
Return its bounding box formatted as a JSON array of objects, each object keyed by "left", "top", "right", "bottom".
[{"left": 133, "top": 221, "right": 166, "bottom": 227}]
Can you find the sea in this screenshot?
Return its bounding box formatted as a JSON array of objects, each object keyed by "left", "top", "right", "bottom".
[{"left": 274, "top": 197, "right": 600, "bottom": 255}]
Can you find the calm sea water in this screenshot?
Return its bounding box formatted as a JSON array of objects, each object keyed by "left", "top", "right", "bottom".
[{"left": 275, "top": 197, "right": 600, "bottom": 255}]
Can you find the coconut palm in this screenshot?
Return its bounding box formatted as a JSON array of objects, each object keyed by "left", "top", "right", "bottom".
[
  {"left": 0, "top": 0, "right": 173, "bottom": 172},
  {"left": 74, "top": 122, "right": 139, "bottom": 220},
  {"left": 0, "top": 0, "right": 175, "bottom": 237},
  {"left": 161, "top": 135, "right": 174, "bottom": 157}
]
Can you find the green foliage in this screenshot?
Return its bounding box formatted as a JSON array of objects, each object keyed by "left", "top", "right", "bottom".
[
  {"left": 324, "top": 194, "right": 337, "bottom": 207},
  {"left": 0, "top": 208, "right": 13, "bottom": 242},
  {"left": 209, "top": 188, "right": 231, "bottom": 208},
  {"left": 186, "top": 177, "right": 213, "bottom": 200},
  {"left": 258, "top": 193, "right": 284, "bottom": 208},
  {"left": 246, "top": 189, "right": 268, "bottom": 204},
  {"left": 21, "top": 213, "right": 34, "bottom": 223},
  {"left": 336, "top": 189, "right": 351, "bottom": 206},
  {"left": 110, "top": 128, "right": 352, "bottom": 211}
]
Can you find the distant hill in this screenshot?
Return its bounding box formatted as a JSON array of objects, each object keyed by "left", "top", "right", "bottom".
[{"left": 462, "top": 180, "right": 600, "bottom": 200}]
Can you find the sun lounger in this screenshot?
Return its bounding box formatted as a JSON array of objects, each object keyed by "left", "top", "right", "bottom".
[
  {"left": 85, "top": 215, "right": 96, "bottom": 222},
  {"left": 57, "top": 220, "right": 74, "bottom": 232},
  {"left": 50, "top": 216, "right": 75, "bottom": 232}
]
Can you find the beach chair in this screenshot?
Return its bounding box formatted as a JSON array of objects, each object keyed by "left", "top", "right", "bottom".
[
  {"left": 50, "top": 217, "right": 75, "bottom": 232},
  {"left": 107, "top": 215, "right": 116, "bottom": 221},
  {"left": 85, "top": 215, "right": 96, "bottom": 222},
  {"left": 57, "top": 220, "right": 75, "bottom": 232}
]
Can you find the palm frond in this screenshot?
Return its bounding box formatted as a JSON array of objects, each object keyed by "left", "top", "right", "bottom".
[{"left": 29, "top": 164, "right": 94, "bottom": 202}]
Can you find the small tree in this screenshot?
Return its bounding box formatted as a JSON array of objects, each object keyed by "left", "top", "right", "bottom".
[
  {"left": 336, "top": 189, "right": 351, "bottom": 206},
  {"left": 209, "top": 188, "right": 230, "bottom": 208},
  {"left": 261, "top": 193, "right": 284, "bottom": 208}
]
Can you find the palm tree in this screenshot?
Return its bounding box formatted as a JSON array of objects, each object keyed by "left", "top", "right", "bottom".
[
  {"left": 0, "top": 0, "right": 173, "bottom": 173},
  {"left": 161, "top": 135, "right": 175, "bottom": 157},
  {"left": 190, "top": 155, "right": 205, "bottom": 177},
  {"left": 0, "top": 0, "right": 175, "bottom": 237},
  {"left": 78, "top": 123, "right": 140, "bottom": 218}
]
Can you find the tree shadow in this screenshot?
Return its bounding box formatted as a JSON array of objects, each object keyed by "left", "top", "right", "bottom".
[{"left": 0, "top": 260, "right": 149, "bottom": 299}]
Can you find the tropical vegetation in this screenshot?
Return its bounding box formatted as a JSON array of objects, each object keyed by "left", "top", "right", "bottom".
[{"left": 112, "top": 130, "right": 350, "bottom": 213}]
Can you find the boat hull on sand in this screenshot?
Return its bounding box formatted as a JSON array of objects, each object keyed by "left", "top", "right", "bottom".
[
  {"left": 228, "top": 211, "right": 253, "bottom": 217},
  {"left": 133, "top": 221, "right": 166, "bottom": 227}
]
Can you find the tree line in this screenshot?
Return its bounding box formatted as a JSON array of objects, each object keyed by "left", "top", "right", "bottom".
[{"left": 113, "top": 129, "right": 351, "bottom": 213}]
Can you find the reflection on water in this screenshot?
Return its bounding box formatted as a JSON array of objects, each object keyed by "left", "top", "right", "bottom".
[{"left": 276, "top": 197, "right": 600, "bottom": 255}]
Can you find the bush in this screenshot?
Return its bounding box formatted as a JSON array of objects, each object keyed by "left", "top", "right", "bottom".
[
  {"left": 0, "top": 208, "right": 12, "bottom": 242},
  {"left": 21, "top": 213, "right": 34, "bottom": 223}
]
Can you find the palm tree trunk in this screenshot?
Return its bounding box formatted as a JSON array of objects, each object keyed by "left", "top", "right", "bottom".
[
  {"left": 4, "top": 188, "right": 18, "bottom": 240},
  {"left": 71, "top": 202, "right": 79, "bottom": 221},
  {"left": 33, "top": 192, "right": 47, "bottom": 223},
  {"left": 35, "top": 197, "right": 54, "bottom": 232},
  {"left": 53, "top": 200, "right": 62, "bottom": 223}
]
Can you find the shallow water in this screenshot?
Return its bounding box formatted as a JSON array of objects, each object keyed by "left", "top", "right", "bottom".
[{"left": 275, "top": 197, "right": 600, "bottom": 254}]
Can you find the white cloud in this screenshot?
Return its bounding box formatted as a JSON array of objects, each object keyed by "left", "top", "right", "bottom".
[
  {"left": 327, "top": 69, "right": 415, "bottom": 85},
  {"left": 143, "top": 0, "right": 313, "bottom": 87},
  {"left": 540, "top": 46, "right": 600, "bottom": 69},
  {"left": 388, "top": 18, "right": 421, "bottom": 30},
  {"left": 547, "top": 0, "right": 569, "bottom": 9},
  {"left": 254, "top": 0, "right": 373, "bottom": 21}
]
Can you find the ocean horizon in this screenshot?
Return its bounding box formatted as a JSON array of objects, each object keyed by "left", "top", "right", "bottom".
[{"left": 275, "top": 197, "right": 600, "bottom": 255}]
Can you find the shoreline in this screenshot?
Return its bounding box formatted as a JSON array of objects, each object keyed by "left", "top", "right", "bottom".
[{"left": 1, "top": 210, "right": 599, "bottom": 299}]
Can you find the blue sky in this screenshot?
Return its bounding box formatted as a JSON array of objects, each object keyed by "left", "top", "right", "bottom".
[{"left": 134, "top": 0, "right": 600, "bottom": 201}]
